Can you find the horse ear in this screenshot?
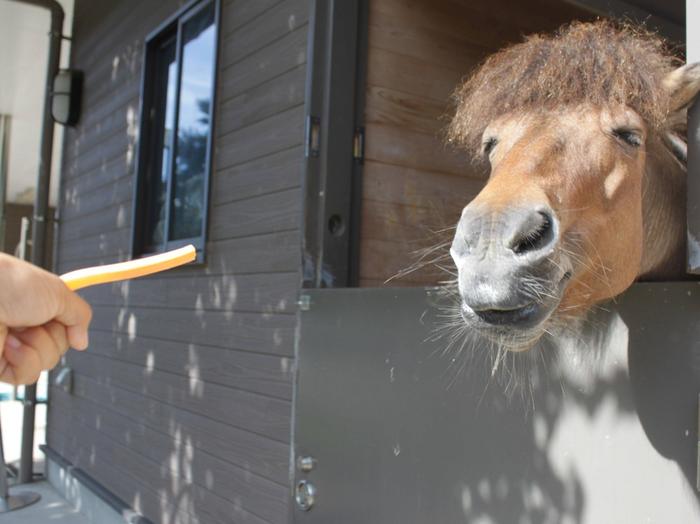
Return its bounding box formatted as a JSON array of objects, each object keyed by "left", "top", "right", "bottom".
[{"left": 663, "top": 63, "right": 700, "bottom": 113}]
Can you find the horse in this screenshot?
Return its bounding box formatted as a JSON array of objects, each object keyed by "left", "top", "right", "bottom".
[{"left": 446, "top": 21, "right": 700, "bottom": 355}]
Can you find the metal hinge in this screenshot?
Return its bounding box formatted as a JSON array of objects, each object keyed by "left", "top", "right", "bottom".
[
  {"left": 305, "top": 115, "right": 321, "bottom": 158},
  {"left": 353, "top": 127, "right": 365, "bottom": 162}
]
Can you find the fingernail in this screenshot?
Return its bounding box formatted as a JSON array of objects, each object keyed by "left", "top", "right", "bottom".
[
  {"left": 5, "top": 334, "right": 21, "bottom": 350},
  {"left": 74, "top": 330, "right": 89, "bottom": 350}
]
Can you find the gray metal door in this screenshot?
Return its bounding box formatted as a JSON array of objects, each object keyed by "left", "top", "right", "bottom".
[{"left": 293, "top": 284, "right": 700, "bottom": 523}]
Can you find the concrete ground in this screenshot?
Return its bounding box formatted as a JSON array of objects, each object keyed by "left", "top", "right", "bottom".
[{"left": 3, "top": 481, "right": 89, "bottom": 524}]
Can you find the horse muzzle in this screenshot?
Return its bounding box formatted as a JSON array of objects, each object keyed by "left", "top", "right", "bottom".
[{"left": 451, "top": 204, "right": 567, "bottom": 335}]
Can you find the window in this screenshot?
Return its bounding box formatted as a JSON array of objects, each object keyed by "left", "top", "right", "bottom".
[{"left": 133, "top": 0, "right": 218, "bottom": 257}]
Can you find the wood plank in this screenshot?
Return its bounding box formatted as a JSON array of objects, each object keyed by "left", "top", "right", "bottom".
[
  {"left": 67, "top": 350, "right": 293, "bottom": 442},
  {"left": 49, "top": 410, "right": 270, "bottom": 524},
  {"left": 54, "top": 2, "right": 305, "bottom": 521},
  {"left": 367, "top": 3, "right": 490, "bottom": 71},
  {"left": 221, "top": 0, "right": 287, "bottom": 34},
  {"left": 364, "top": 86, "right": 452, "bottom": 136},
  {"left": 58, "top": 227, "right": 131, "bottom": 262},
  {"left": 51, "top": 389, "right": 289, "bottom": 523},
  {"left": 221, "top": 0, "right": 310, "bottom": 67},
  {"left": 361, "top": 199, "right": 460, "bottom": 243},
  {"left": 57, "top": 229, "right": 300, "bottom": 275},
  {"left": 78, "top": 328, "right": 294, "bottom": 399},
  {"left": 209, "top": 187, "right": 301, "bottom": 240},
  {"left": 358, "top": 0, "right": 593, "bottom": 286},
  {"left": 71, "top": 82, "right": 140, "bottom": 145},
  {"left": 366, "top": 47, "right": 464, "bottom": 103},
  {"left": 218, "top": 24, "right": 308, "bottom": 101},
  {"left": 217, "top": 65, "right": 306, "bottom": 137},
  {"left": 59, "top": 202, "right": 130, "bottom": 243},
  {"left": 61, "top": 186, "right": 300, "bottom": 260},
  {"left": 364, "top": 123, "right": 471, "bottom": 178},
  {"left": 215, "top": 105, "right": 305, "bottom": 170},
  {"left": 212, "top": 146, "right": 303, "bottom": 206},
  {"left": 64, "top": 100, "right": 131, "bottom": 162},
  {"left": 67, "top": 130, "right": 134, "bottom": 181},
  {"left": 79, "top": 63, "right": 141, "bottom": 125},
  {"left": 359, "top": 237, "right": 453, "bottom": 285},
  {"left": 448, "top": 0, "right": 594, "bottom": 35},
  {"left": 61, "top": 154, "right": 131, "bottom": 201},
  {"left": 370, "top": 0, "right": 505, "bottom": 50},
  {"left": 86, "top": 304, "right": 297, "bottom": 358},
  {"left": 47, "top": 436, "right": 204, "bottom": 524},
  {"left": 362, "top": 160, "right": 485, "bottom": 208},
  {"left": 192, "top": 230, "right": 301, "bottom": 276},
  {"left": 58, "top": 373, "right": 291, "bottom": 485},
  {"left": 60, "top": 175, "right": 133, "bottom": 220},
  {"left": 78, "top": 271, "right": 299, "bottom": 315},
  {"left": 72, "top": 1, "right": 173, "bottom": 72}
]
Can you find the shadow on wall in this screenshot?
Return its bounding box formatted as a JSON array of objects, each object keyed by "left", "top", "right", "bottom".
[
  {"left": 51, "top": 256, "right": 296, "bottom": 523},
  {"left": 294, "top": 285, "right": 700, "bottom": 524}
]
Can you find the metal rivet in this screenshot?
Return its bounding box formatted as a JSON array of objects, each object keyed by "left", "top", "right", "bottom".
[
  {"left": 295, "top": 480, "right": 316, "bottom": 511},
  {"left": 298, "top": 295, "right": 311, "bottom": 311}
]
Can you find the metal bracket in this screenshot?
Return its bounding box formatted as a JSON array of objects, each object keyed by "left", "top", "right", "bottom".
[
  {"left": 353, "top": 127, "right": 365, "bottom": 162},
  {"left": 305, "top": 116, "right": 321, "bottom": 158}
]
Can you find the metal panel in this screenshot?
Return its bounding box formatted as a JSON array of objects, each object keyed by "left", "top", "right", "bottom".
[
  {"left": 687, "top": 1, "right": 700, "bottom": 273},
  {"left": 294, "top": 284, "right": 700, "bottom": 523}
]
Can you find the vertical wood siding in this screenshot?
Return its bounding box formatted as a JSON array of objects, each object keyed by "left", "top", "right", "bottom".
[
  {"left": 359, "top": 0, "right": 592, "bottom": 286},
  {"left": 49, "top": 0, "right": 309, "bottom": 522}
]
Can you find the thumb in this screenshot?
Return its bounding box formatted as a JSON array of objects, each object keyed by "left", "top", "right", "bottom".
[{"left": 54, "top": 282, "right": 93, "bottom": 350}]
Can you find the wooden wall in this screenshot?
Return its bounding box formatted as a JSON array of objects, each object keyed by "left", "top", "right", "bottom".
[
  {"left": 360, "top": 0, "right": 592, "bottom": 286},
  {"left": 49, "top": 0, "right": 309, "bottom": 523}
]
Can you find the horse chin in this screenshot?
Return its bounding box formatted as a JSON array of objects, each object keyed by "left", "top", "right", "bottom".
[
  {"left": 458, "top": 273, "right": 571, "bottom": 353},
  {"left": 460, "top": 301, "right": 557, "bottom": 353}
]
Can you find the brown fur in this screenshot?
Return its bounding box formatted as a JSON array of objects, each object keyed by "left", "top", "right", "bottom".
[
  {"left": 448, "top": 21, "right": 681, "bottom": 157},
  {"left": 446, "top": 21, "right": 695, "bottom": 353}
]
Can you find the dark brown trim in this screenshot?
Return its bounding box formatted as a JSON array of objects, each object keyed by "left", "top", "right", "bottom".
[{"left": 301, "top": 0, "right": 366, "bottom": 288}]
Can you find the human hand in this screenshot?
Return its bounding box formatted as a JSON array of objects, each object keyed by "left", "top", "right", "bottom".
[{"left": 0, "top": 254, "right": 92, "bottom": 385}]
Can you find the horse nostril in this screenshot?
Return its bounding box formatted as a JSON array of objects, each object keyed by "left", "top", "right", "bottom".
[{"left": 510, "top": 210, "right": 556, "bottom": 255}]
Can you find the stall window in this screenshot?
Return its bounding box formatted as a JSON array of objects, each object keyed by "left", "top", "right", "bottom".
[{"left": 133, "top": 0, "right": 218, "bottom": 258}]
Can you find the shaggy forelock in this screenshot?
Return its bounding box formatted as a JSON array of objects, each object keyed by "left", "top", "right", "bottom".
[{"left": 448, "top": 20, "right": 681, "bottom": 158}]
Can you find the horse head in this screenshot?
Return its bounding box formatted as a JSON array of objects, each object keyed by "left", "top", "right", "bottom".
[{"left": 448, "top": 21, "right": 700, "bottom": 352}]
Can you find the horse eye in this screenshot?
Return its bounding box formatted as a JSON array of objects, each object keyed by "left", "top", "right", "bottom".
[
  {"left": 483, "top": 137, "right": 498, "bottom": 156},
  {"left": 612, "top": 129, "right": 642, "bottom": 148}
]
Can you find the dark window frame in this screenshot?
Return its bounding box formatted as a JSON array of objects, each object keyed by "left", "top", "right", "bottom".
[{"left": 131, "top": 0, "right": 220, "bottom": 261}]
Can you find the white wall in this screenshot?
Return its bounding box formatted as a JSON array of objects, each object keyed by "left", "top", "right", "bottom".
[{"left": 0, "top": 0, "right": 73, "bottom": 208}]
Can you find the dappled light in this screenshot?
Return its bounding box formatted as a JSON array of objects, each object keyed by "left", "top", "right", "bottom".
[{"left": 293, "top": 285, "right": 700, "bottom": 523}]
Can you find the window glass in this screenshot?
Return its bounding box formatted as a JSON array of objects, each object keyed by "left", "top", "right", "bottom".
[
  {"left": 136, "top": 0, "right": 217, "bottom": 256},
  {"left": 144, "top": 36, "right": 177, "bottom": 250},
  {"left": 170, "top": 4, "right": 216, "bottom": 241}
]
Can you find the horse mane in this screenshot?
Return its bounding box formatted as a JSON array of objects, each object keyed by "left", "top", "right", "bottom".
[{"left": 448, "top": 20, "right": 682, "bottom": 158}]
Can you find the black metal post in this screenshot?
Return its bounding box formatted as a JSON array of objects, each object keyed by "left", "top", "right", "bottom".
[
  {"left": 0, "top": 411, "right": 41, "bottom": 512},
  {"left": 6, "top": 0, "right": 65, "bottom": 485}
]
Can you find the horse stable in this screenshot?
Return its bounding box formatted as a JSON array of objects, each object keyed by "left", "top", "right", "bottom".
[{"left": 10, "top": 0, "right": 700, "bottom": 522}]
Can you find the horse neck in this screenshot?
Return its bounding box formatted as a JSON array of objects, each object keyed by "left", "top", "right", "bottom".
[{"left": 639, "top": 135, "right": 687, "bottom": 280}]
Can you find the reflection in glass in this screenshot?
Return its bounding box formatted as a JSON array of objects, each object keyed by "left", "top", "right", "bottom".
[
  {"left": 170, "top": 3, "right": 215, "bottom": 241},
  {"left": 144, "top": 35, "right": 177, "bottom": 250}
]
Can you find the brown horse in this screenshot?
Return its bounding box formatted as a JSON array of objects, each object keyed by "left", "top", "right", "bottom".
[{"left": 447, "top": 21, "right": 700, "bottom": 354}]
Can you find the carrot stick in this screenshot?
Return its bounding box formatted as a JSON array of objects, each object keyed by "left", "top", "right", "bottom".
[{"left": 60, "top": 245, "right": 196, "bottom": 291}]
